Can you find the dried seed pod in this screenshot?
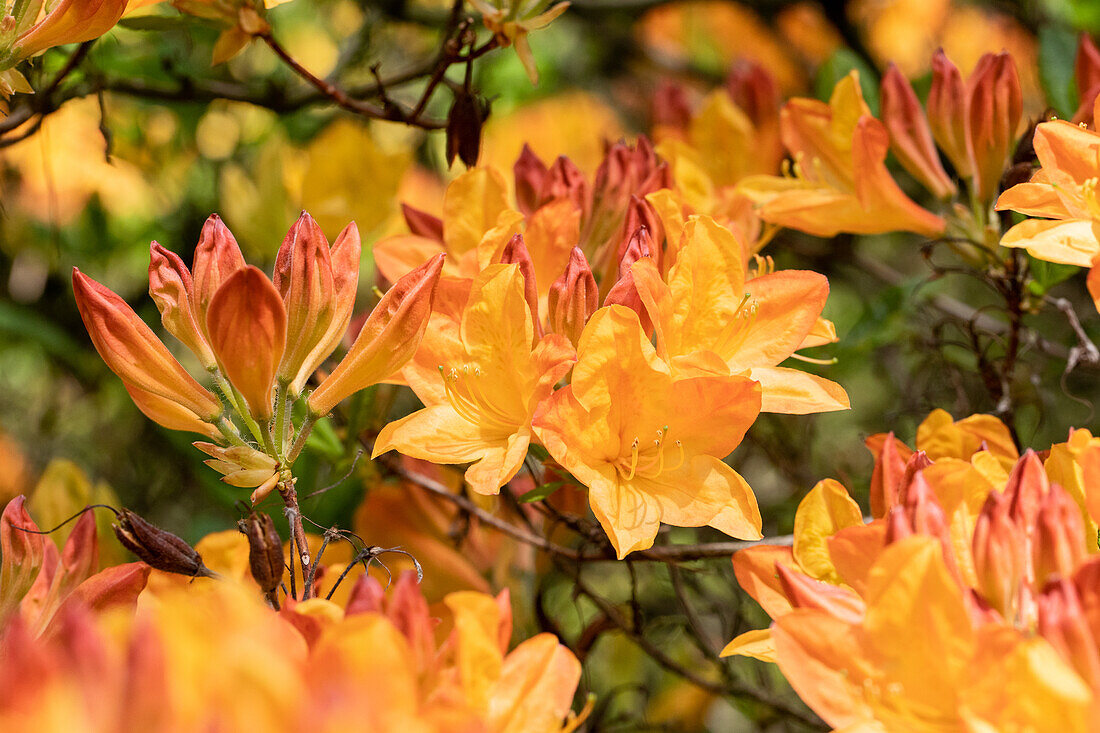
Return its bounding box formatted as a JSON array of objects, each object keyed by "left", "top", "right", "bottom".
[
  {"left": 238, "top": 511, "right": 284, "bottom": 594},
  {"left": 113, "top": 509, "right": 216, "bottom": 578}
]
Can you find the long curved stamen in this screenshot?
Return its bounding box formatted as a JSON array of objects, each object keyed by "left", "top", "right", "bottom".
[
  {"left": 666, "top": 440, "right": 685, "bottom": 472},
  {"left": 438, "top": 365, "right": 515, "bottom": 431},
  {"left": 624, "top": 438, "right": 640, "bottom": 481}
]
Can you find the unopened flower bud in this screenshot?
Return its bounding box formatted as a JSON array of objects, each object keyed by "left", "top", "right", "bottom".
[
  {"left": 73, "top": 268, "right": 221, "bottom": 421},
  {"left": 967, "top": 52, "right": 1022, "bottom": 203},
  {"left": 653, "top": 79, "right": 693, "bottom": 133},
  {"left": 1037, "top": 579, "right": 1100, "bottom": 688},
  {"left": 514, "top": 144, "right": 549, "bottom": 216},
  {"left": 113, "top": 509, "right": 215, "bottom": 579},
  {"left": 149, "top": 243, "right": 216, "bottom": 368},
  {"left": 869, "top": 432, "right": 907, "bottom": 518},
  {"left": 604, "top": 227, "right": 654, "bottom": 334},
  {"left": 775, "top": 562, "right": 863, "bottom": 624},
  {"left": 547, "top": 247, "right": 597, "bottom": 348},
  {"left": 191, "top": 214, "right": 245, "bottom": 336},
  {"left": 238, "top": 511, "right": 284, "bottom": 594},
  {"left": 928, "top": 50, "right": 972, "bottom": 178},
  {"left": 972, "top": 489, "right": 1024, "bottom": 619},
  {"left": 500, "top": 234, "right": 544, "bottom": 341},
  {"left": 880, "top": 64, "right": 956, "bottom": 199},
  {"left": 1033, "top": 485, "right": 1087, "bottom": 586},
  {"left": 539, "top": 155, "right": 589, "bottom": 220},
  {"left": 1004, "top": 449, "right": 1051, "bottom": 536},
  {"left": 0, "top": 496, "right": 44, "bottom": 615}
]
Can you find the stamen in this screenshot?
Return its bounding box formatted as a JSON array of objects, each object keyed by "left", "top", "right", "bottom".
[{"left": 624, "top": 438, "right": 640, "bottom": 481}]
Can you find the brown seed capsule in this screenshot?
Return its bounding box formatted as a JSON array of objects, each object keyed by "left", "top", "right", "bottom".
[
  {"left": 113, "top": 508, "right": 216, "bottom": 578},
  {"left": 445, "top": 89, "right": 488, "bottom": 168},
  {"left": 238, "top": 511, "right": 284, "bottom": 594}
]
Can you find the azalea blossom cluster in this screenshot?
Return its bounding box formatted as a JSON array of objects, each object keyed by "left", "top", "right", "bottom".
[
  {"left": 370, "top": 142, "right": 849, "bottom": 558},
  {"left": 0, "top": 497, "right": 585, "bottom": 732},
  {"left": 725, "top": 409, "right": 1100, "bottom": 730}
]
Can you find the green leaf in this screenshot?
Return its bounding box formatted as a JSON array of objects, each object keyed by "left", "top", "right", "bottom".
[
  {"left": 815, "top": 48, "right": 880, "bottom": 116},
  {"left": 1039, "top": 25, "right": 1080, "bottom": 119},
  {"left": 1028, "top": 252, "right": 1080, "bottom": 295},
  {"left": 519, "top": 482, "right": 567, "bottom": 503}
]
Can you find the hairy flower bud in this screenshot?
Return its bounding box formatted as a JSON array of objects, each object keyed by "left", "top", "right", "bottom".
[
  {"left": 207, "top": 266, "right": 288, "bottom": 420},
  {"left": 238, "top": 511, "right": 284, "bottom": 594},
  {"left": 113, "top": 509, "right": 215, "bottom": 579},
  {"left": 149, "top": 242, "right": 216, "bottom": 368},
  {"left": 73, "top": 268, "right": 221, "bottom": 420},
  {"left": 540, "top": 155, "right": 589, "bottom": 219},
  {"left": 967, "top": 52, "right": 1022, "bottom": 203},
  {"left": 309, "top": 253, "right": 445, "bottom": 416},
  {"left": 547, "top": 247, "right": 597, "bottom": 348},
  {"left": 880, "top": 64, "right": 956, "bottom": 199}
]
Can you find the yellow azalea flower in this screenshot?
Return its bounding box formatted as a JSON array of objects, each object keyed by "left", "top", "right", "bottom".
[
  {"left": 737, "top": 71, "right": 946, "bottom": 238},
  {"left": 996, "top": 109, "right": 1100, "bottom": 301},
  {"left": 466, "top": 0, "right": 570, "bottom": 84},
  {"left": 630, "top": 215, "right": 849, "bottom": 414},
  {"left": 533, "top": 305, "right": 763, "bottom": 558},
  {"left": 374, "top": 167, "right": 524, "bottom": 286},
  {"left": 374, "top": 264, "right": 576, "bottom": 495}
]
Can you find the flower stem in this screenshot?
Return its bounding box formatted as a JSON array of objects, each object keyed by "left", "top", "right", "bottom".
[
  {"left": 273, "top": 381, "right": 290, "bottom": 459},
  {"left": 278, "top": 478, "right": 311, "bottom": 600},
  {"left": 286, "top": 413, "right": 318, "bottom": 464}
]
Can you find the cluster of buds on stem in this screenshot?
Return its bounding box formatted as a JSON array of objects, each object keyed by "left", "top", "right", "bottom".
[{"left": 73, "top": 212, "right": 444, "bottom": 508}]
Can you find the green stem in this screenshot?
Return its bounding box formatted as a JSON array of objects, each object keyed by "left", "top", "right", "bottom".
[
  {"left": 273, "top": 381, "right": 290, "bottom": 459},
  {"left": 285, "top": 414, "right": 318, "bottom": 464},
  {"left": 215, "top": 417, "right": 247, "bottom": 446}
]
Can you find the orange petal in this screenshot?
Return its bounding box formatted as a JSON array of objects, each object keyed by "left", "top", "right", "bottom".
[
  {"left": 309, "top": 254, "right": 444, "bottom": 416},
  {"left": 207, "top": 266, "right": 287, "bottom": 420},
  {"left": 73, "top": 268, "right": 220, "bottom": 420},
  {"left": 149, "top": 242, "right": 215, "bottom": 368}
]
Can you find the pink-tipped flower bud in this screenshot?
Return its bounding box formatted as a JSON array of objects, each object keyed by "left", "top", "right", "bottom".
[
  {"left": 653, "top": 79, "right": 693, "bottom": 133},
  {"left": 967, "top": 52, "right": 1022, "bottom": 203},
  {"left": 1074, "top": 34, "right": 1100, "bottom": 125},
  {"left": 0, "top": 497, "right": 44, "bottom": 616},
  {"left": 547, "top": 247, "right": 598, "bottom": 348},
  {"left": 604, "top": 227, "right": 655, "bottom": 335},
  {"left": 539, "top": 156, "right": 589, "bottom": 220},
  {"left": 972, "top": 489, "right": 1025, "bottom": 620},
  {"left": 880, "top": 64, "right": 956, "bottom": 199}
]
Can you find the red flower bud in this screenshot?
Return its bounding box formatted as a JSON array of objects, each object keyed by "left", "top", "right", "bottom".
[
  {"left": 972, "top": 489, "right": 1024, "bottom": 619},
  {"left": 514, "top": 144, "right": 549, "bottom": 217},
  {"left": 869, "top": 431, "right": 907, "bottom": 519},
  {"left": 500, "top": 233, "right": 544, "bottom": 341},
  {"left": 1033, "top": 485, "right": 1087, "bottom": 587},
  {"left": 190, "top": 214, "right": 245, "bottom": 338},
  {"left": 928, "top": 50, "right": 972, "bottom": 178},
  {"left": 547, "top": 247, "right": 598, "bottom": 348}
]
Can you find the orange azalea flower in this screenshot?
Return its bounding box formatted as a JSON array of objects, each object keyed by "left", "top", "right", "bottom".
[
  {"left": 374, "top": 264, "right": 575, "bottom": 495},
  {"left": 737, "top": 71, "right": 946, "bottom": 238},
  {"left": 533, "top": 305, "right": 763, "bottom": 558},
  {"left": 724, "top": 410, "right": 1100, "bottom": 730},
  {"left": 630, "top": 215, "right": 849, "bottom": 414}
]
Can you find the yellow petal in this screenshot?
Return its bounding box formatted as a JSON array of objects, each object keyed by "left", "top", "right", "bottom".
[
  {"left": 792, "top": 478, "right": 864, "bottom": 584},
  {"left": 720, "top": 628, "right": 776, "bottom": 661},
  {"left": 1000, "top": 218, "right": 1100, "bottom": 267}
]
